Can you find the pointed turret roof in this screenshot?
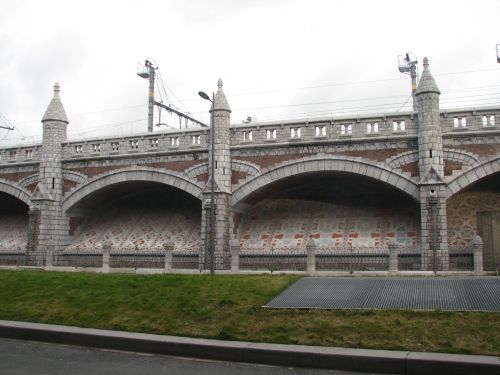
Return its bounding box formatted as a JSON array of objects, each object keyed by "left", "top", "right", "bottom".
[
  {"left": 212, "top": 78, "right": 231, "bottom": 112},
  {"left": 42, "top": 82, "right": 69, "bottom": 123},
  {"left": 415, "top": 57, "right": 440, "bottom": 96}
]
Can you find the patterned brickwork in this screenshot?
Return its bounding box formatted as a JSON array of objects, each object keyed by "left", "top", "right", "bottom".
[
  {"left": 238, "top": 198, "right": 418, "bottom": 251},
  {"left": 0, "top": 171, "right": 35, "bottom": 183},
  {"left": 446, "top": 144, "right": 500, "bottom": 158},
  {"left": 0, "top": 213, "right": 28, "bottom": 250},
  {"left": 447, "top": 191, "right": 500, "bottom": 249},
  {"left": 67, "top": 191, "right": 201, "bottom": 252}
]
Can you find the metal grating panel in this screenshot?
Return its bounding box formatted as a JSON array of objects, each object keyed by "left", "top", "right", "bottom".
[{"left": 264, "top": 277, "right": 500, "bottom": 311}]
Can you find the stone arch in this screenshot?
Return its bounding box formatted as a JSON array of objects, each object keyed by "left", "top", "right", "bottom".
[
  {"left": 232, "top": 156, "right": 419, "bottom": 207},
  {"left": 446, "top": 157, "right": 500, "bottom": 197},
  {"left": 63, "top": 170, "right": 88, "bottom": 184},
  {"left": 18, "top": 173, "right": 39, "bottom": 189},
  {"left": 0, "top": 179, "right": 31, "bottom": 205},
  {"left": 62, "top": 167, "right": 204, "bottom": 212}
]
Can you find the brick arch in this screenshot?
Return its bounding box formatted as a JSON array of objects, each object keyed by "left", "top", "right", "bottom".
[
  {"left": 447, "top": 157, "right": 500, "bottom": 197},
  {"left": 0, "top": 179, "right": 31, "bottom": 205},
  {"left": 62, "top": 168, "right": 204, "bottom": 212},
  {"left": 232, "top": 157, "right": 419, "bottom": 207}
]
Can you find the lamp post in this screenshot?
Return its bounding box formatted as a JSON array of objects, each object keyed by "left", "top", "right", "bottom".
[{"left": 198, "top": 91, "right": 215, "bottom": 275}]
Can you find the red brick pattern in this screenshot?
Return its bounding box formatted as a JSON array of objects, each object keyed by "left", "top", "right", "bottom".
[
  {"left": 69, "top": 166, "right": 122, "bottom": 178},
  {"left": 63, "top": 179, "right": 78, "bottom": 193},
  {"left": 444, "top": 160, "right": 464, "bottom": 177},
  {"left": 231, "top": 171, "right": 250, "bottom": 185},
  {"left": 0, "top": 171, "right": 35, "bottom": 183},
  {"left": 196, "top": 173, "right": 208, "bottom": 183},
  {"left": 401, "top": 162, "right": 419, "bottom": 177},
  {"left": 447, "top": 144, "right": 500, "bottom": 157}
]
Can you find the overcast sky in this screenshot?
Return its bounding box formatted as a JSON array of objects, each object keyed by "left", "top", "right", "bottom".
[{"left": 1, "top": 0, "right": 499, "bottom": 145}]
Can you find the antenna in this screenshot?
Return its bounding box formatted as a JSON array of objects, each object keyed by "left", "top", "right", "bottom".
[
  {"left": 397, "top": 52, "right": 418, "bottom": 112},
  {"left": 137, "top": 59, "right": 207, "bottom": 129}
]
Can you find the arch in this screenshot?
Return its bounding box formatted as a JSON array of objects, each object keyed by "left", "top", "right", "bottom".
[
  {"left": 62, "top": 167, "right": 204, "bottom": 212},
  {"left": 231, "top": 160, "right": 261, "bottom": 176},
  {"left": 443, "top": 148, "right": 480, "bottom": 167},
  {"left": 63, "top": 170, "right": 88, "bottom": 184},
  {"left": 18, "top": 173, "right": 39, "bottom": 189},
  {"left": 0, "top": 179, "right": 31, "bottom": 205},
  {"left": 231, "top": 156, "right": 420, "bottom": 207},
  {"left": 386, "top": 150, "right": 418, "bottom": 169},
  {"left": 446, "top": 157, "right": 500, "bottom": 197}
]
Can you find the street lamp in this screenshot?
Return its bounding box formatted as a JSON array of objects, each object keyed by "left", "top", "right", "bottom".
[{"left": 198, "top": 90, "right": 215, "bottom": 275}]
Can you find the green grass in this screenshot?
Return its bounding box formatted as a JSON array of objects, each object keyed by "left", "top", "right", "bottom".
[{"left": 0, "top": 270, "right": 498, "bottom": 355}]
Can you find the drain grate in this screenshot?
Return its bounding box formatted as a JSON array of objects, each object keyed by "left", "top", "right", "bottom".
[{"left": 264, "top": 277, "right": 500, "bottom": 311}]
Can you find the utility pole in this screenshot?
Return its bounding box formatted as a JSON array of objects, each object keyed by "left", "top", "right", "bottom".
[
  {"left": 398, "top": 52, "right": 419, "bottom": 112},
  {"left": 137, "top": 60, "right": 155, "bottom": 132}
]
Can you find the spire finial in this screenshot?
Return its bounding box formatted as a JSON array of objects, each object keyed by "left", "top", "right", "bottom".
[
  {"left": 42, "top": 82, "right": 69, "bottom": 123},
  {"left": 212, "top": 78, "right": 231, "bottom": 112},
  {"left": 415, "top": 56, "right": 440, "bottom": 96}
]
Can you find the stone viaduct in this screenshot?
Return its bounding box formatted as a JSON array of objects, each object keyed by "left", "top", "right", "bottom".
[{"left": 0, "top": 58, "right": 499, "bottom": 271}]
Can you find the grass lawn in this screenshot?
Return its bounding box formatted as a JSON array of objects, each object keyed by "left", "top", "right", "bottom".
[{"left": 0, "top": 270, "right": 498, "bottom": 356}]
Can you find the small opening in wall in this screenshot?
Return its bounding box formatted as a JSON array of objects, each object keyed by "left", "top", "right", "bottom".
[
  {"left": 429, "top": 149, "right": 433, "bottom": 158},
  {"left": 52, "top": 178, "right": 55, "bottom": 189}
]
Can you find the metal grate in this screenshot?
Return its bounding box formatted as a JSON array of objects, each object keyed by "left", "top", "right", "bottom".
[{"left": 264, "top": 277, "right": 500, "bottom": 312}]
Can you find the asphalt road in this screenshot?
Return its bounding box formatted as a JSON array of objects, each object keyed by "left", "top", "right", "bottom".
[{"left": 0, "top": 337, "right": 381, "bottom": 375}]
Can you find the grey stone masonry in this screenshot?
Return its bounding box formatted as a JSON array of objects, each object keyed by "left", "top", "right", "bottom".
[
  {"left": 31, "top": 83, "right": 70, "bottom": 262},
  {"left": 416, "top": 59, "right": 449, "bottom": 271},
  {"left": 200, "top": 79, "right": 233, "bottom": 270}
]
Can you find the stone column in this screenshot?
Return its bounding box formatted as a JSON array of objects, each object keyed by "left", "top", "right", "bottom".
[
  {"left": 419, "top": 187, "right": 449, "bottom": 271},
  {"left": 230, "top": 239, "right": 240, "bottom": 272},
  {"left": 201, "top": 79, "right": 233, "bottom": 271},
  {"left": 472, "top": 235, "right": 484, "bottom": 274},
  {"left": 30, "top": 83, "right": 70, "bottom": 265},
  {"left": 306, "top": 238, "right": 316, "bottom": 274},
  {"left": 415, "top": 58, "right": 449, "bottom": 272},
  {"left": 163, "top": 240, "right": 174, "bottom": 272},
  {"left": 102, "top": 240, "right": 111, "bottom": 271},
  {"left": 388, "top": 241, "right": 399, "bottom": 273}
]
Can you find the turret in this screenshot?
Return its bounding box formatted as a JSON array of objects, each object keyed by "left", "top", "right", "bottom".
[
  {"left": 416, "top": 57, "right": 443, "bottom": 181},
  {"left": 39, "top": 82, "right": 68, "bottom": 202},
  {"left": 210, "top": 78, "right": 232, "bottom": 192}
]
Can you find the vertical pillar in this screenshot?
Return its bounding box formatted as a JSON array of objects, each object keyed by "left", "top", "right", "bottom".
[
  {"left": 230, "top": 239, "right": 240, "bottom": 272},
  {"left": 388, "top": 240, "right": 399, "bottom": 273},
  {"left": 102, "top": 240, "right": 111, "bottom": 271},
  {"left": 30, "top": 83, "right": 69, "bottom": 266},
  {"left": 202, "top": 79, "right": 233, "bottom": 271},
  {"left": 306, "top": 238, "right": 316, "bottom": 274},
  {"left": 472, "top": 235, "right": 484, "bottom": 274},
  {"left": 415, "top": 58, "right": 449, "bottom": 271},
  {"left": 163, "top": 240, "right": 174, "bottom": 272}
]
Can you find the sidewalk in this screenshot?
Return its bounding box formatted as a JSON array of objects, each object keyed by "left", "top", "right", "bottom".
[{"left": 0, "top": 320, "right": 498, "bottom": 375}]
